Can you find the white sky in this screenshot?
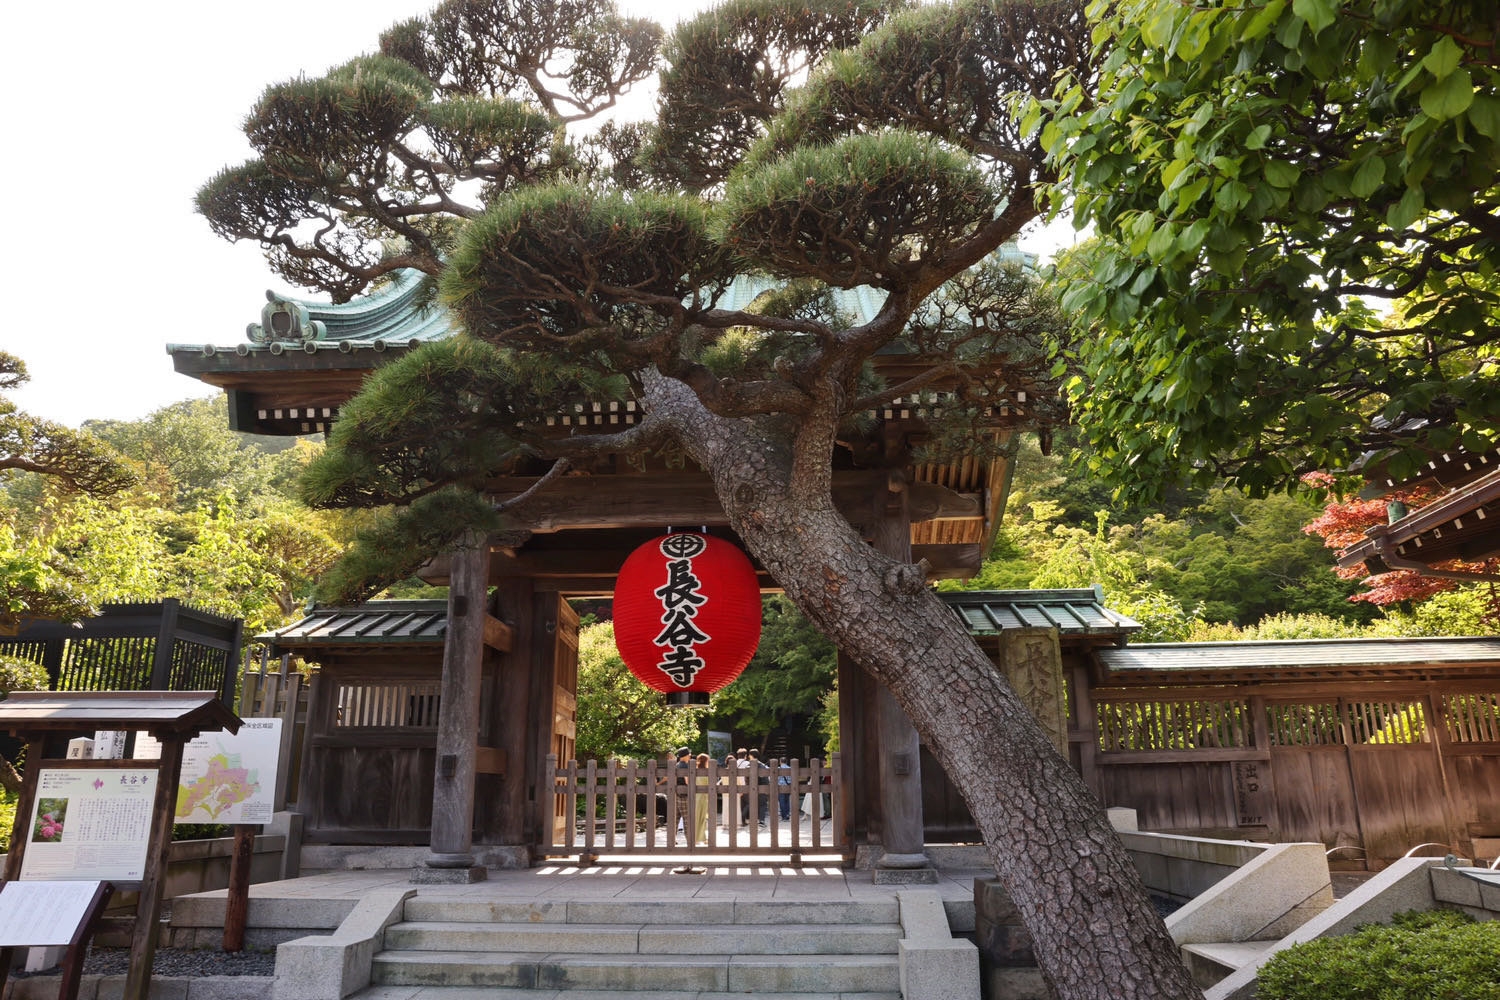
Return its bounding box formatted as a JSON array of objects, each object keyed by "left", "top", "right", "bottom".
[{"left": 3, "top": 0, "right": 1078, "bottom": 428}]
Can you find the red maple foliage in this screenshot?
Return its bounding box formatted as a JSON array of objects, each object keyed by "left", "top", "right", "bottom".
[{"left": 1301, "top": 472, "right": 1463, "bottom": 605}]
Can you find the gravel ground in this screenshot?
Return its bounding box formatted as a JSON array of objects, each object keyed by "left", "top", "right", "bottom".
[
  {"left": 15, "top": 947, "right": 276, "bottom": 979},
  {"left": 1151, "top": 894, "right": 1182, "bottom": 918}
]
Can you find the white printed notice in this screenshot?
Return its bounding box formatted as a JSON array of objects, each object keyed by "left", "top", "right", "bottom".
[
  {"left": 0, "top": 881, "right": 102, "bottom": 946},
  {"left": 18, "top": 767, "right": 157, "bottom": 881},
  {"left": 174, "top": 718, "right": 281, "bottom": 825}
]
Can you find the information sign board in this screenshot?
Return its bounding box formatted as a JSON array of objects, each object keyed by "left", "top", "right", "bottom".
[
  {"left": 18, "top": 768, "right": 157, "bottom": 882},
  {"left": 173, "top": 718, "right": 281, "bottom": 825},
  {"left": 0, "top": 881, "right": 104, "bottom": 947}
]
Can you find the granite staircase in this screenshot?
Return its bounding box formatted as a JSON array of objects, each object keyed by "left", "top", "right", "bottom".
[{"left": 370, "top": 895, "right": 904, "bottom": 996}]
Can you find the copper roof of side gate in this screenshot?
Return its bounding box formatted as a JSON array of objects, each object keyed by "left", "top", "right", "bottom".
[
  {"left": 1096, "top": 636, "right": 1500, "bottom": 683},
  {"left": 261, "top": 600, "right": 449, "bottom": 654},
  {"left": 942, "top": 588, "right": 1139, "bottom": 639}
]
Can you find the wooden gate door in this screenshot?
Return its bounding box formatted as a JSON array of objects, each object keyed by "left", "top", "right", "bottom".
[
  {"left": 1265, "top": 699, "right": 1364, "bottom": 854},
  {"left": 544, "top": 755, "right": 846, "bottom": 862},
  {"left": 551, "top": 598, "right": 579, "bottom": 845},
  {"left": 300, "top": 661, "right": 441, "bottom": 842},
  {"left": 1266, "top": 693, "right": 1453, "bottom": 864},
  {"left": 1342, "top": 693, "right": 1453, "bottom": 861}
]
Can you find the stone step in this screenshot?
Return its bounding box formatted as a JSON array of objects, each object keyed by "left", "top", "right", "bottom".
[
  {"left": 384, "top": 920, "right": 902, "bottom": 955},
  {"left": 352, "top": 987, "right": 900, "bottom": 1000},
  {"left": 371, "top": 949, "right": 901, "bottom": 993},
  {"left": 1180, "top": 940, "right": 1278, "bottom": 989},
  {"left": 400, "top": 897, "right": 899, "bottom": 926}
]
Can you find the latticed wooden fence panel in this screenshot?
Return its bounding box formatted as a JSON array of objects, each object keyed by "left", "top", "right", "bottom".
[
  {"left": 334, "top": 680, "right": 442, "bottom": 728},
  {"left": 1346, "top": 699, "right": 1428, "bottom": 744},
  {"left": 1096, "top": 699, "right": 1250, "bottom": 751},
  {"left": 1443, "top": 693, "right": 1500, "bottom": 743},
  {"left": 1266, "top": 703, "right": 1343, "bottom": 746},
  {"left": 0, "top": 601, "right": 239, "bottom": 701}
]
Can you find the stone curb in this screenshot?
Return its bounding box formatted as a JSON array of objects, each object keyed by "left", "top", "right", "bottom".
[
  {"left": 896, "top": 888, "right": 980, "bottom": 1000},
  {"left": 4, "top": 975, "right": 272, "bottom": 1000},
  {"left": 271, "top": 889, "right": 414, "bottom": 1000}
]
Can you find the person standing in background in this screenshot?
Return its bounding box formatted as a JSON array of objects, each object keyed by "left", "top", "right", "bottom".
[{"left": 694, "top": 753, "right": 712, "bottom": 845}]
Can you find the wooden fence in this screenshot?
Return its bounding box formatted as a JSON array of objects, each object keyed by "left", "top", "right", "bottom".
[
  {"left": 1077, "top": 677, "right": 1500, "bottom": 867},
  {"left": 0, "top": 600, "right": 240, "bottom": 702},
  {"left": 237, "top": 650, "right": 310, "bottom": 813},
  {"left": 545, "top": 754, "right": 844, "bottom": 862}
]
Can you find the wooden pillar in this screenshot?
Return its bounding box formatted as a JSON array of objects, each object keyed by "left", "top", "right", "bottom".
[
  {"left": 837, "top": 650, "right": 878, "bottom": 850},
  {"left": 420, "top": 535, "right": 489, "bottom": 881},
  {"left": 525, "top": 590, "right": 560, "bottom": 849},
  {"left": 489, "top": 579, "right": 535, "bottom": 847},
  {"left": 148, "top": 598, "right": 180, "bottom": 691},
  {"left": 869, "top": 472, "right": 933, "bottom": 879},
  {"left": 1071, "top": 661, "right": 1101, "bottom": 796}
]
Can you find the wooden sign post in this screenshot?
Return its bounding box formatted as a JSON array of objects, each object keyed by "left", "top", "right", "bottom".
[
  {"left": 167, "top": 717, "right": 284, "bottom": 952},
  {"left": 0, "top": 692, "right": 242, "bottom": 1000}
]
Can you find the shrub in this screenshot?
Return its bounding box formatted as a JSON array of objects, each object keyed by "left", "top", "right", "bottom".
[
  {"left": 1257, "top": 909, "right": 1500, "bottom": 1000},
  {"left": 0, "top": 788, "right": 15, "bottom": 853},
  {"left": 0, "top": 655, "right": 48, "bottom": 697}
]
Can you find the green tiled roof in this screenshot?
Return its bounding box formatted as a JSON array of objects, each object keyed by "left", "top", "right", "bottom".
[
  {"left": 940, "top": 588, "right": 1140, "bottom": 637},
  {"left": 1097, "top": 636, "right": 1500, "bottom": 673},
  {"left": 261, "top": 600, "right": 448, "bottom": 654},
  {"left": 170, "top": 244, "right": 1035, "bottom": 358},
  {"left": 261, "top": 587, "right": 1130, "bottom": 658},
  {"left": 167, "top": 269, "right": 452, "bottom": 360}
]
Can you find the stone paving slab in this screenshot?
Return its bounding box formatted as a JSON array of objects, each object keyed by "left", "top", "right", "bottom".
[
  {"left": 2, "top": 975, "right": 275, "bottom": 1000},
  {"left": 173, "top": 863, "right": 989, "bottom": 913}
]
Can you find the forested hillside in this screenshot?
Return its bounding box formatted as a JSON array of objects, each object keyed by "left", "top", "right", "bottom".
[{"left": 2, "top": 394, "right": 344, "bottom": 637}]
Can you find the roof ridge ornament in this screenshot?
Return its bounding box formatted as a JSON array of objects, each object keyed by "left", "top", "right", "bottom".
[{"left": 248, "top": 290, "right": 327, "bottom": 346}]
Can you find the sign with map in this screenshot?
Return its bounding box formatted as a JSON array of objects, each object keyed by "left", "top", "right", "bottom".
[{"left": 173, "top": 719, "right": 281, "bottom": 825}]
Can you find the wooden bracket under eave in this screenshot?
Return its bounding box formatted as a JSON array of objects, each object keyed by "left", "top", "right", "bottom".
[{"left": 484, "top": 614, "right": 514, "bottom": 653}]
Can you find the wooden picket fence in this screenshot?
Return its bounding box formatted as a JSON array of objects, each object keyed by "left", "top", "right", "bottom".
[
  {"left": 545, "top": 753, "right": 845, "bottom": 862},
  {"left": 237, "top": 649, "right": 311, "bottom": 812}
]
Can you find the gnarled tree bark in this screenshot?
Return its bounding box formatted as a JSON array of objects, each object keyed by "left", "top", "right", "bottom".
[{"left": 646, "top": 373, "right": 1200, "bottom": 1000}]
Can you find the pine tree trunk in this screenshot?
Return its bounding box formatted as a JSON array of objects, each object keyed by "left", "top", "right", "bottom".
[
  {"left": 652, "top": 379, "right": 1202, "bottom": 1000},
  {"left": 753, "top": 502, "right": 1197, "bottom": 998}
]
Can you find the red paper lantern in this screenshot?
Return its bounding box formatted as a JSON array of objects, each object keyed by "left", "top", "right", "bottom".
[{"left": 614, "top": 532, "right": 762, "bottom": 706}]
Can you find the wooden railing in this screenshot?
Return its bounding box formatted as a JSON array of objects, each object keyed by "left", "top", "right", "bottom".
[{"left": 545, "top": 754, "right": 845, "bottom": 862}]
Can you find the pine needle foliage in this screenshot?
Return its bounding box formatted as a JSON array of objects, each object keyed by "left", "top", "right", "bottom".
[
  {"left": 442, "top": 183, "right": 730, "bottom": 353},
  {"left": 312, "top": 486, "right": 501, "bottom": 603},
  {"left": 300, "top": 336, "right": 626, "bottom": 510},
  {"left": 646, "top": 0, "right": 910, "bottom": 190},
  {"left": 749, "top": 0, "right": 1092, "bottom": 169},
  {"left": 718, "top": 130, "right": 999, "bottom": 288}
]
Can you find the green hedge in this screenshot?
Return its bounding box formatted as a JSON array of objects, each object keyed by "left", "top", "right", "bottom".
[
  {"left": 0, "top": 788, "right": 14, "bottom": 853},
  {"left": 1257, "top": 910, "right": 1500, "bottom": 1000}
]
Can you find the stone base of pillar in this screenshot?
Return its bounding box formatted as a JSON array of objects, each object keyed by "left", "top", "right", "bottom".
[
  {"left": 873, "top": 865, "right": 940, "bottom": 885},
  {"left": 476, "top": 845, "right": 532, "bottom": 869},
  {"left": 410, "top": 864, "right": 488, "bottom": 884},
  {"left": 878, "top": 851, "right": 930, "bottom": 868},
  {"left": 874, "top": 849, "right": 939, "bottom": 884}
]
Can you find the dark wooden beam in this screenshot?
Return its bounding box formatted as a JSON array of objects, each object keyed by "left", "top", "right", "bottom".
[
  {"left": 480, "top": 471, "right": 979, "bottom": 531},
  {"left": 419, "top": 539, "right": 980, "bottom": 591}
]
